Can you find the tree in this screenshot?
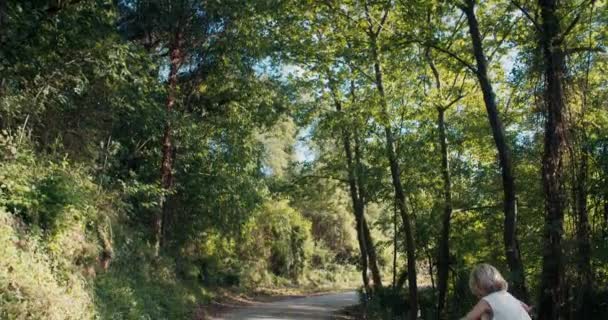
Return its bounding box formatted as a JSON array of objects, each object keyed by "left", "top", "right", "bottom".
[
  {"left": 119, "top": 0, "right": 197, "bottom": 253},
  {"left": 457, "top": 0, "right": 528, "bottom": 300},
  {"left": 537, "top": 0, "right": 578, "bottom": 317},
  {"left": 424, "top": 49, "right": 467, "bottom": 319},
  {"left": 362, "top": 2, "right": 419, "bottom": 317},
  {"left": 118, "top": 0, "right": 250, "bottom": 253},
  {"left": 269, "top": 0, "right": 387, "bottom": 294},
  {"left": 327, "top": 70, "right": 383, "bottom": 293}
]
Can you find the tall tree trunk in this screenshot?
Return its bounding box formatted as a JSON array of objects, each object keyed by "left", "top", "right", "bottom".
[
  {"left": 355, "top": 209, "right": 371, "bottom": 295},
  {"left": 396, "top": 268, "right": 408, "bottom": 289},
  {"left": 436, "top": 107, "right": 453, "bottom": 320},
  {"left": 574, "top": 145, "right": 592, "bottom": 318},
  {"left": 425, "top": 49, "right": 454, "bottom": 320},
  {"left": 156, "top": 32, "right": 182, "bottom": 255},
  {"left": 573, "top": 30, "right": 594, "bottom": 317},
  {"left": 361, "top": 213, "right": 383, "bottom": 289},
  {"left": 385, "top": 126, "right": 418, "bottom": 320},
  {"left": 461, "top": 0, "right": 528, "bottom": 301},
  {"left": 604, "top": 196, "right": 608, "bottom": 238},
  {"left": 329, "top": 76, "right": 382, "bottom": 293},
  {"left": 604, "top": 145, "right": 608, "bottom": 238},
  {"left": 336, "top": 99, "right": 371, "bottom": 295},
  {"left": 393, "top": 202, "right": 398, "bottom": 288},
  {"left": 537, "top": 0, "right": 568, "bottom": 318},
  {"left": 352, "top": 124, "right": 383, "bottom": 290},
  {"left": 369, "top": 33, "right": 418, "bottom": 320},
  {"left": 0, "top": 0, "right": 6, "bottom": 43}
]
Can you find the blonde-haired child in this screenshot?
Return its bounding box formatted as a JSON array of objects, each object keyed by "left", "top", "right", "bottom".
[{"left": 461, "top": 263, "right": 532, "bottom": 320}]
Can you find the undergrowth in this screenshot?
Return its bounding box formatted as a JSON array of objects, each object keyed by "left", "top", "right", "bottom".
[{"left": 0, "top": 137, "right": 359, "bottom": 319}]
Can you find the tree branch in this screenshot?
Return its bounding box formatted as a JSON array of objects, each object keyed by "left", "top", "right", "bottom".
[
  {"left": 560, "top": 13, "right": 582, "bottom": 43},
  {"left": 374, "top": 0, "right": 392, "bottom": 37},
  {"left": 428, "top": 43, "right": 478, "bottom": 74},
  {"left": 564, "top": 46, "right": 606, "bottom": 55},
  {"left": 453, "top": 205, "right": 500, "bottom": 214},
  {"left": 345, "top": 60, "right": 376, "bottom": 83},
  {"left": 363, "top": 0, "right": 374, "bottom": 35},
  {"left": 403, "top": 36, "right": 476, "bottom": 74},
  {"left": 321, "top": 0, "right": 359, "bottom": 26},
  {"left": 559, "top": 0, "right": 595, "bottom": 42},
  {"left": 445, "top": 95, "right": 465, "bottom": 109},
  {"left": 488, "top": 16, "right": 521, "bottom": 62},
  {"left": 509, "top": 0, "right": 541, "bottom": 32}
]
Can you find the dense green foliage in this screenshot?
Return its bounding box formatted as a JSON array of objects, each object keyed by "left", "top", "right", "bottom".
[
  {"left": 0, "top": 1, "right": 358, "bottom": 319},
  {"left": 1, "top": 0, "right": 607, "bottom": 319}
]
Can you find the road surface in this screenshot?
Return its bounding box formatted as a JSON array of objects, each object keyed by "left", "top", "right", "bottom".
[{"left": 211, "top": 291, "right": 358, "bottom": 320}]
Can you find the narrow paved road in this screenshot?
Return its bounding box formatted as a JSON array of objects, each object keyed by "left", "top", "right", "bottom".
[{"left": 212, "top": 291, "right": 358, "bottom": 320}]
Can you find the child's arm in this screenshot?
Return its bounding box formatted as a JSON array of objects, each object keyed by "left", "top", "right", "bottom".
[{"left": 461, "top": 300, "right": 492, "bottom": 320}]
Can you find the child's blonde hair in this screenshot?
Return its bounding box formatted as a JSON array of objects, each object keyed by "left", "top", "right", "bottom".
[{"left": 469, "top": 263, "right": 508, "bottom": 297}]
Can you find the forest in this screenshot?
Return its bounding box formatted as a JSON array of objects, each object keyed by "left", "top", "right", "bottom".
[{"left": 0, "top": 0, "right": 607, "bottom": 319}]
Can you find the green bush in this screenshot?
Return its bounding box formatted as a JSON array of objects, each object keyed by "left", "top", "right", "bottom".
[
  {"left": 94, "top": 253, "right": 210, "bottom": 320},
  {"left": 0, "top": 139, "right": 112, "bottom": 319},
  {"left": 0, "top": 141, "right": 113, "bottom": 269},
  {"left": 0, "top": 136, "right": 362, "bottom": 319},
  {"left": 0, "top": 208, "right": 96, "bottom": 319},
  {"left": 241, "top": 200, "right": 313, "bottom": 282}
]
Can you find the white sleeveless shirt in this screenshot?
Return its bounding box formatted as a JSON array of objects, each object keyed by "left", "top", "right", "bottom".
[{"left": 482, "top": 290, "right": 531, "bottom": 320}]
